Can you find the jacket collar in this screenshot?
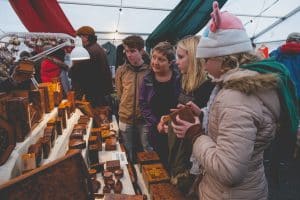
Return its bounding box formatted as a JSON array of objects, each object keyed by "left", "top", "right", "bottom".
[{"left": 215, "top": 68, "right": 278, "bottom": 95}]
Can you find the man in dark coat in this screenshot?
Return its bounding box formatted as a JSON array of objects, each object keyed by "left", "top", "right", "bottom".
[{"left": 70, "top": 26, "right": 113, "bottom": 107}]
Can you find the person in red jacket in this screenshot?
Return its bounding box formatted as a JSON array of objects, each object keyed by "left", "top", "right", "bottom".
[{"left": 40, "top": 47, "right": 67, "bottom": 83}]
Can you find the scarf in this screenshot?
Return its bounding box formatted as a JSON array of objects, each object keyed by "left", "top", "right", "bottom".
[{"left": 240, "top": 59, "right": 299, "bottom": 134}]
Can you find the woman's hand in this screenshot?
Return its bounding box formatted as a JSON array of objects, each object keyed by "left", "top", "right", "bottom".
[
  {"left": 172, "top": 115, "right": 200, "bottom": 138},
  {"left": 186, "top": 101, "right": 202, "bottom": 116},
  {"left": 157, "top": 116, "right": 169, "bottom": 134},
  {"left": 170, "top": 103, "right": 185, "bottom": 113}
]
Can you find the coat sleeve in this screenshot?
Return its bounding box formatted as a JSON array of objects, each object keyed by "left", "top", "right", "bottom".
[
  {"left": 115, "top": 66, "right": 123, "bottom": 100},
  {"left": 139, "top": 78, "right": 158, "bottom": 128},
  {"left": 193, "top": 102, "right": 258, "bottom": 186}
]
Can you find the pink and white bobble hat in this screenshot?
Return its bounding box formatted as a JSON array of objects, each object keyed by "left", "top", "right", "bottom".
[{"left": 196, "top": 1, "right": 253, "bottom": 58}]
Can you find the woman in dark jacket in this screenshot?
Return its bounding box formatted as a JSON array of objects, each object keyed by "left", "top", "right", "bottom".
[
  {"left": 139, "top": 42, "right": 181, "bottom": 168},
  {"left": 157, "top": 36, "right": 214, "bottom": 196}
]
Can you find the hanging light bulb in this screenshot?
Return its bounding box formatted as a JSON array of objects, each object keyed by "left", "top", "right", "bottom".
[{"left": 70, "top": 37, "right": 90, "bottom": 61}]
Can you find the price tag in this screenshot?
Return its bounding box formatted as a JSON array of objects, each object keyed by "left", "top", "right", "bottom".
[{"left": 111, "top": 152, "right": 128, "bottom": 165}]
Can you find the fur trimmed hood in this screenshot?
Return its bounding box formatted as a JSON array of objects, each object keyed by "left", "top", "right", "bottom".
[{"left": 215, "top": 69, "right": 278, "bottom": 95}]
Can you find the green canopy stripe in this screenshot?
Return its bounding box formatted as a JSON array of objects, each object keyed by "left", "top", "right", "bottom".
[{"left": 146, "top": 0, "right": 227, "bottom": 52}]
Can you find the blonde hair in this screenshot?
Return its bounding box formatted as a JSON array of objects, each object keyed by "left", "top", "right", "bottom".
[
  {"left": 177, "top": 36, "right": 206, "bottom": 93},
  {"left": 218, "top": 52, "right": 262, "bottom": 73}
]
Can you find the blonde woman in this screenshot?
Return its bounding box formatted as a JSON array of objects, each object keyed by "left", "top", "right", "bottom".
[{"left": 163, "top": 35, "right": 214, "bottom": 196}]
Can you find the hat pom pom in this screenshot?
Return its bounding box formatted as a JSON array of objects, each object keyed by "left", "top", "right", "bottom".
[{"left": 210, "top": 1, "right": 221, "bottom": 33}]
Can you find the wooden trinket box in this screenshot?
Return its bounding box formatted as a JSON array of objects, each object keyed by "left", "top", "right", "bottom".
[
  {"left": 6, "top": 97, "right": 31, "bottom": 142},
  {"left": 103, "top": 194, "right": 146, "bottom": 200},
  {"left": 106, "top": 160, "right": 120, "bottom": 172},
  {"left": 58, "top": 105, "right": 67, "bottom": 129},
  {"left": 88, "top": 135, "right": 98, "bottom": 146},
  {"left": 105, "top": 137, "right": 117, "bottom": 151},
  {"left": 88, "top": 144, "right": 99, "bottom": 165},
  {"left": 78, "top": 115, "right": 90, "bottom": 125},
  {"left": 0, "top": 118, "right": 15, "bottom": 166},
  {"left": 67, "top": 91, "right": 76, "bottom": 113},
  {"left": 142, "top": 163, "right": 170, "bottom": 190},
  {"left": 90, "top": 162, "right": 104, "bottom": 174},
  {"left": 56, "top": 118, "right": 63, "bottom": 135},
  {"left": 137, "top": 151, "right": 160, "bottom": 172},
  {"left": 28, "top": 89, "right": 45, "bottom": 123},
  {"left": 21, "top": 153, "right": 36, "bottom": 174},
  {"left": 149, "top": 183, "right": 185, "bottom": 200},
  {"left": 69, "top": 139, "right": 86, "bottom": 150},
  {"left": 0, "top": 93, "right": 12, "bottom": 119},
  {"left": 43, "top": 126, "right": 56, "bottom": 147},
  {"left": 47, "top": 118, "right": 56, "bottom": 127},
  {"left": 113, "top": 180, "right": 122, "bottom": 194},
  {"left": 27, "top": 142, "right": 43, "bottom": 167},
  {"left": 70, "top": 130, "right": 84, "bottom": 140},
  {"left": 0, "top": 151, "right": 94, "bottom": 200},
  {"left": 40, "top": 136, "right": 51, "bottom": 159},
  {"left": 38, "top": 83, "right": 54, "bottom": 113},
  {"left": 169, "top": 106, "right": 195, "bottom": 125},
  {"left": 73, "top": 124, "right": 87, "bottom": 135},
  {"left": 91, "top": 128, "right": 101, "bottom": 137}
]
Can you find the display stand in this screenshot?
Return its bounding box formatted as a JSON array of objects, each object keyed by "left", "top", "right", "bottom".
[
  {"left": 41, "top": 109, "right": 92, "bottom": 165},
  {"left": 0, "top": 108, "right": 84, "bottom": 184},
  {"left": 0, "top": 108, "right": 57, "bottom": 184}
]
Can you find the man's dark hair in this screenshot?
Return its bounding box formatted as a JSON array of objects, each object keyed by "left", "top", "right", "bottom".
[{"left": 122, "top": 35, "right": 144, "bottom": 50}]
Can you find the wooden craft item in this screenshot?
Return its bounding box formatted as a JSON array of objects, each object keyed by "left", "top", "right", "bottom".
[
  {"left": 106, "top": 160, "right": 120, "bottom": 172},
  {"left": 56, "top": 117, "right": 63, "bottom": 135},
  {"left": 69, "top": 139, "right": 86, "bottom": 150},
  {"left": 6, "top": 97, "right": 31, "bottom": 142},
  {"left": 90, "top": 162, "right": 104, "bottom": 174},
  {"left": 114, "top": 169, "right": 124, "bottom": 180},
  {"left": 149, "top": 183, "right": 185, "bottom": 200},
  {"left": 58, "top": 105, "right": 67, "bottom": 129},
  {"left": 104, "top": 194, "right": 146, "bottom": 200},
  {"left": 142, "top": 163, "right": 170, "bottom": 190},
  {"left": 73, "top": 124, "right": 87, "bottom": 135},
  {"left": 70, "top": 130, "right": 84, "bottom": 140},
  {"left": 88, "top": 144, "right": 99, "bottom": 165},
  {"left": 105, "top": 137, "right": 117, "bottom": 151},
  {"left": 169, "top": 106, "right": 195, "bottom": 125},
  {"left": 40, "top": 136, "right": 51, "bottom": 159},
  {"left": 113, "top": 180, "right": 122, "bottom": 194},
  {"left": 43, "top": 126, "right": 56, "bottom": 147},
  {"left": 0, "top": 151, "right": 94, "bottom": 200},
  {"left": 28, "top": 89, "right": 45, "bottom": 123},
  {"left": 27, "top": 142, "right": 43, "bottom": 167},
  {"left": 0, "top": 118, "right": 15, "bottom": 166},
  {"left": 21, "top": 153, "right": 36, "bottom": 174},
  {"left": 137, "top": 151, "right": 160, "bottom": 165}
]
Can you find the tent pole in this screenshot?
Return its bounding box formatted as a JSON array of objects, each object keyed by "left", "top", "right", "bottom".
[{"left": 251, "top": 6, "right": 300, "bottom": 41}]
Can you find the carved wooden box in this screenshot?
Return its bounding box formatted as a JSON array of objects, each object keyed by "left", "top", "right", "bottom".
[
  {"left": 29, "top": 89, "right": 45, "bottom": 124},
  {"left": 0, "top": 151, "right": 94, "bottom": 200},
  {"left": 38, "top": 83, "right": 54, "bottom": 113},
  {"left": 6, "top": 97, "right": 31, "bottom": 142},
  {"left": 169, "top": 106, "right": 195, "bottom": 125},
  {"left": 149, "top": 183, "right": 185, "bottom": 200},
  {"left": 142, "top": 163, "right": 170, "bottom": 190},
  {"left": 137, "top": 151, "right": 160, "bottom": 172},
  {"left": 0, "top": 118, "right": 15, "bottom": 166},
  {"left": 103, "top": 194, "right": 146, "bottom": 200}
]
